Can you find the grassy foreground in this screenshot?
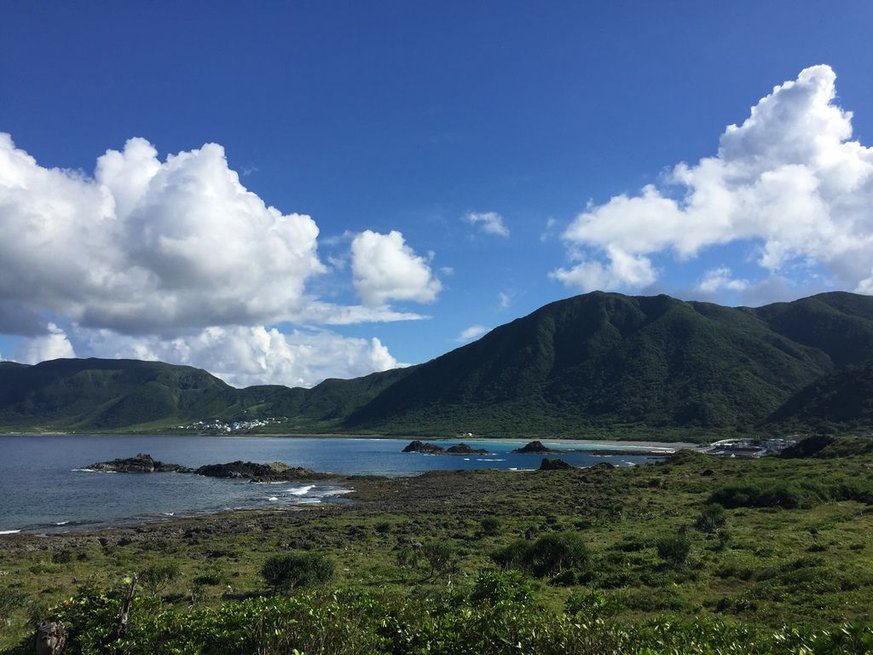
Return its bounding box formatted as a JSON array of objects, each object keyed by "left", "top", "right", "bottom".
[{"left": 2, "top": 449, "right": 873, "bottom": 653}]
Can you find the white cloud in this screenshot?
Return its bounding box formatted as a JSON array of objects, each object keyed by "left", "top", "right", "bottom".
[
  {"left": 550, "top": 246, "right": 656, "bottom": 292},
  {"left": 696, "top": 267, "right": 749, "bottom": 294},
  {"left": 71, "top": 325, "right": 403, "bottom": 389},
  {"left": 456, "top": 325, "right": 489, "bottom": 342},
  {"left": 465, "top": 211, "right": 510, "bottom": 237},
  {"left": 0, "top": 135, "right": 431, "bottom": 385},
  {"left": 498, "top": 292, "right": 511, "bottom": 310},
  {"left": 15, "top": 323, "right": 76, "bottom": 364},
  {"left": 350, "top": 230, "right": 442, "bottom": 307},
  {"left": 0, "top": 135, "right": 327, "bottom": 332},
  {"left": 553, "top": 65, "right": 873, "bottom": 296}
]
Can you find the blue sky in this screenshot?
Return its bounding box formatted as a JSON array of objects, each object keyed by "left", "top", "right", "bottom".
[{"left": 2, "top": 2, "right": 873, "bottom": 387}]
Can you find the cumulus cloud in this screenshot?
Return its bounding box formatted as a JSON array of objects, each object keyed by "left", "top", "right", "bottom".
[
  {"left": 71, "top": 325, "right": 402, "bottom": 389},
  {"left": 15, "top": 323, "right": 76, "bottom": 364},
  {"left": 464, "top": 211, "right": 510, "bottom": 237},
  {"left": 498, "top": 292, "right": 512, "bottom": 310},
  {"left": 0, "top": 135, "right": 331, "bottom": 332},
  {"left": 0, "top": 135, "right": 427, "bottom": 384},
  {"left": 350, "top": 230, "right": 442, "bottom": 307},
  {"left": 551, "top": 246, "right": 656, "bottom": 292},
  {"left": 553, "top": 65, "right": 873, "bottom": 296},
  {"left": 456, "top": 325, "right": 489, "bottom": 343}
]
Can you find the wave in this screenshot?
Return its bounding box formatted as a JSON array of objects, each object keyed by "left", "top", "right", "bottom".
[
  {"left": 286, "top": 484, "right": 315, "bottom": 496},
  {"left": 0, "top": 529, "right": 21, "bottom": 535},
  {"left": 55, "top": 521, "right": 70, "bottom": 526},
  {"left": 71, "top": 468, "right": 117, "bottom": 473},
  {"left": 475, "top": 458, "right": 506, "bottom": 462},
  {"left": 267, "top": 496, "right": 279, "bottom": 502}
]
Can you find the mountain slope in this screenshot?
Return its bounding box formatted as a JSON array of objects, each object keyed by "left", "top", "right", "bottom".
[
  {"left": 343, "top": 292, "right": 849, "bottom": 435},
  {"left": 768, "top": 357, "right": 873, "bottom": 431},
  {"left": 2, "top": 291, "right": 873, "bottom": 436}
]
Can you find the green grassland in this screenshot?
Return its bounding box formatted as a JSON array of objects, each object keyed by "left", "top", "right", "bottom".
[{"left": 2, "top": 448, "right": 873, "bottom": 652}]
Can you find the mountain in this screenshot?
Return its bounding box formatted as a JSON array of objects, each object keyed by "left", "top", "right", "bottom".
[
  {"left": 768, "top": 357, "right": 873, "bottom": 431},
  {"left": 2, "top": 291, "right": 873, "bottom": 436},
  {"left": 0, "top": 358, "right": 411, "bottom": 432},
  {"left": 343, "top": 291, "right": 871, "bottom": 435}
]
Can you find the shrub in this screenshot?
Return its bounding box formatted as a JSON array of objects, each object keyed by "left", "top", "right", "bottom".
[
  {"left": 565, "top": 589, "right": 621, "bottom": 619},
  {"left": 525, "top": 532, "right": 589, "bottom": 577},
  {"left": 480, "top": 516, "right": 501, "bottom": 536},
  {"left": 261, "top": 552, "right": 334, "bottom": 594},
  {"left": 696, "top": 503, "right": 727, "bottom": 534},
  {"left": 491, "top": 539, "right": 531, "bottom": 570},
  {"left": 656, "top": 531, "right": 691, "bottom": 567},
  {"left": 138, "top": 561, "right": 180, "bottom": 597},
  {"left": 470, "top": 570, "right": 532, "bottom": 606},
  {"left": 420, "top": 541, "right": 459, "bottom": 579}
]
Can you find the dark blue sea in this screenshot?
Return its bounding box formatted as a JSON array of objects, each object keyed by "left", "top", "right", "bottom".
[{"left": 0, "top": 435, "right": 673, "bottom": 534}]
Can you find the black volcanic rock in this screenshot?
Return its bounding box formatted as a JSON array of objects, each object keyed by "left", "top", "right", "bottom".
[
  {"left": 87, "top": 453, "right": 191, "bottom": 473},
  {"left": 402, "top": 440, "right": 446, "bottom": 454},
  {"left": 194, "top": 461, "right": 331, "bottom": 482},
  {"left": 539, "top": 457, "right": 573, "bottom": 470},
  {"left": 513, "top": 440, "right": 558, "bottom": 454},
  {"left": 445, "top": 443, "right": 489, "bottom": 455}
]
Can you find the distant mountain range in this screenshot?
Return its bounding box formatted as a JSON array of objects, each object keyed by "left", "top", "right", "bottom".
[{"left": 2, "top": 291, "right": 873, "bottom": 438}]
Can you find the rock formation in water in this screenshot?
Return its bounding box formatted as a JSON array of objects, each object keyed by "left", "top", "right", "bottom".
[
  {"left": 402, "top": 440, "right": 490, "bottom": 455},
  {"left": 402, "top": 440, "right": 446, "bottom": 454},
  {"left": 512, "top": 440, "right": 561, "bottom": 454},
  {"left": 445, "top": 443, "right": 490, "bottom": 455},
  {"left": 193, "top": 461, "right": 331, "bottom": 482},
  {"left": 86, "top": 453, "right": 192, "bottom": 473}
]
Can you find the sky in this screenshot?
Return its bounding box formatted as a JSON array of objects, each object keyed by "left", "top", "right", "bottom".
[{"left": 2, "top": 1, "right": 873, "bottom": 388}]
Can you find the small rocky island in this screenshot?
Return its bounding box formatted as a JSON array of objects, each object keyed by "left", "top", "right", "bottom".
[
  {"left": 86, "top": 453, "right": 192, "bottom": 473},
  {"left": 194, "top": 461, "right": 333, "bottom": 482},
  {"left": 85, "top": 454, "right": 334, "bottom": 482},
  {"left": 402, "top": 440, "right": 489, "bottom": 455},
  {"left": 512, "top": 440, "right": 563, "bottom": 454}
]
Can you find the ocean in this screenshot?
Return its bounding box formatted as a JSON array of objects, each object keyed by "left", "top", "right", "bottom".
[{"left": 0, "top": 434, "right": 667, "bottom": 534}]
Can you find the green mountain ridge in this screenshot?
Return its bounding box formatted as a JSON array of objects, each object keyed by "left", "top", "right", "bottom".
[{"left": 2, "top": 291, "right": 873, "bottom": 436}]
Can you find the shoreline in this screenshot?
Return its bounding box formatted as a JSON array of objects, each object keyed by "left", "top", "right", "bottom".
[{"left": 0, "top": 432, "right": 705, "bottom": 450}]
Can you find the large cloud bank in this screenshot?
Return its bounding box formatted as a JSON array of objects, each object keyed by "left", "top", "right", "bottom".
[
  {"left": 41, "top": 326, "right": 400, "bottom": 389},
  {"left": 553, "top": 65, "right": 873, "bottom": 296},
  {"left": 0, "top": 136, "right": 438, "bottom": 385}
]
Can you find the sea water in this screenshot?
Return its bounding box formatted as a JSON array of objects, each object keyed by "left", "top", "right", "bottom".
[{"left": 0, "top": 435, "right": 664, "bottom": 533}]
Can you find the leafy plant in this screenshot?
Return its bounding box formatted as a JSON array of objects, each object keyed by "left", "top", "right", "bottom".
[{"left": 260, "top": 553, "right": 334, "bottom": 594}]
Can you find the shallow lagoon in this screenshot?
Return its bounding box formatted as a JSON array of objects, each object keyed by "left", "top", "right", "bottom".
[{"left": 0, "top": 434, "right": 676, "bottom": 533}]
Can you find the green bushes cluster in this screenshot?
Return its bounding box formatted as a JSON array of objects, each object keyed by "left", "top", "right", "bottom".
[
  {"left": 8, "top": 577, "right": 873, "bottom": 655},
  {"left": 708, "top": 475, "right": 873, "bottom": 510},
  {"left": 260, "top": 552, "right": 334, "bottom": 594},
  {"left": 492, "top": 531, "right": 589, "bottom": 579}
]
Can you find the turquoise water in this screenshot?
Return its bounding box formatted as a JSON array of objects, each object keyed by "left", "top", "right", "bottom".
[{"left": 0, "top": 435, "right": 663, "bottom": 533}]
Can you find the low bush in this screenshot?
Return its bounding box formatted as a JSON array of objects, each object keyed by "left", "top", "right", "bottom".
[{"left": 260, "top": 552, "right": 334, "bottom": 594}]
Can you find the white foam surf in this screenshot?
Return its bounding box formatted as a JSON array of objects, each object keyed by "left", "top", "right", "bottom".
[{"left": 287, "top": 484, "right": 315, "bottom": 496}]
